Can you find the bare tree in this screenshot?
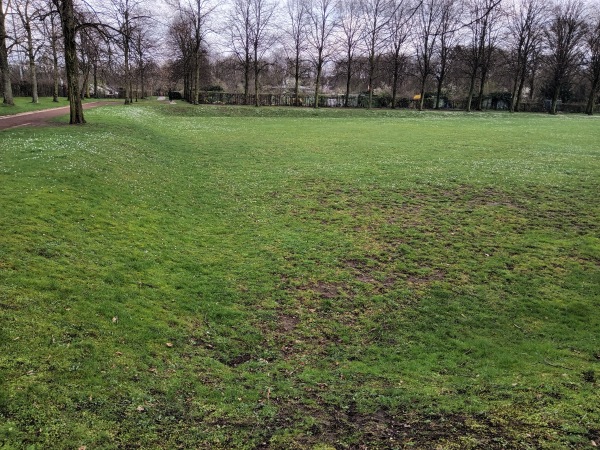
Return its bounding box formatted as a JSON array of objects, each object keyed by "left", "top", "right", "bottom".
[
  {"left": 506, "top": 0, "right": 545, "bottom": 112},
  {"left": 228, "top": 0, "right": 252, "bottom": 104},
  {"left": 362, "top": 0, "right": 395, "bottom": 109},
  {"left": 584, "top": 8, "right": 599, "bottom": 115},
  {"left": 544, "top": 0, "right": 587, "bottom": 115},
  {"left": 1, "top": 0, "right": 15, "bottom": 105},
  {"left": 307, "top": 0, "right": 336, "bottom": 108},
  {"left": 15, "top": 0, "right": 45, "bottom": 103},
  {"left": 464, "top": 0, "right": 501, "bottom": 112},
  {"left": 433, "top": 0, "right": 459, "bottom": 109},
  {"left": 283, "top": 0, "right": 308, "bottom": 106},
  {"left": 250, "top": 0, "right": 277, "bottom": 106},
  {"left": 41, "top": 0, "right": 61, "bottom": 102},
  {"left": 176, "top": 0, "right": 215, "bottom": 104},
  {"left": 475, "top": 0, "right": 502, "bottom": 111},
  {"left": 168, "top": 12, "right": 194, "bottom": 99},
  {"left": 414, "top": 0, "right": 442, "bottom": 110},
  {"left": 131, "top": 20, "right": 157, "bottom": 100},
  {"left": 337, "top": 0, "right": 362, "bottom": 107},
  {"left": 109, "top": 0, "right": 148, "bottom": 104},
  {"left": 387, "top": 0, "right": 417, "bottom": 108}
]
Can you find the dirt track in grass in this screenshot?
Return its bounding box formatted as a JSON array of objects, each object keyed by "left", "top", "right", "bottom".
[{"left": 0, "top": 101, "right": 116, "bottom": 130}]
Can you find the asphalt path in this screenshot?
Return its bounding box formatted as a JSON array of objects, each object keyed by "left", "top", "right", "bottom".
[{"left": 0, "top": 101, "right": 117, "bottom": 131}]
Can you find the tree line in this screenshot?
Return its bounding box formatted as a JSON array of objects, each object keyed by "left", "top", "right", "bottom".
[{"left": 1, "top": 0, "right": 599, "bottom": 124}]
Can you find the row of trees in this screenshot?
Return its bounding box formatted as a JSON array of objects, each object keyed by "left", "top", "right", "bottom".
[
  {"left": 1, "top": 0, "right": 162, "bottom": 123},
  {"left": 1, "top": 0, "right": 599, "bottom": 124},
  {"left": 169, "top": 0, "right": 600, "bottom": 114}
]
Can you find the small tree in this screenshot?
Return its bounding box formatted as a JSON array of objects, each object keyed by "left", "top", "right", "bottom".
[
  {"left": 15, "top": 0, "right": 45, "bottom": 103},
  {"left": 387, "top": 0, "right": 417, "bottom": 109},
  {"left": 307, "top": 0, "right": 337, "bottom": 108},
  {"left": 544, "top": 0, "right": 587, "bottom": 115},
  {"left": 228, "top": 0, "right": 253, "bottom": 104},
  {"left": 249, "top": 0, "right": 277, "bottom": 107},
  {"left": 433, "top": 0, "right": 459, "bottom": 110},
  {"left": 337, "top": 0, "right": 362, "bottom": 107},
  {"left": 414, "top": 0, "right": 443, "bottom": 111},
  {"left": 283, "top": 0, "right": 308, "bottom": 106},
  {"left": 362, "top": 0, "right": 395, "bottom": 109},
  {"left": 584, "top": 9, "right": 600, "bottom": 115},
  {"left": 506, "top": 0, "right": 545, "bottom": 112}
]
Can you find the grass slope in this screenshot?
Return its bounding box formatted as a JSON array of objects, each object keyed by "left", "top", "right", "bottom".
[{"left": 1, "top": 104, "right": 599, "bottom": 449}]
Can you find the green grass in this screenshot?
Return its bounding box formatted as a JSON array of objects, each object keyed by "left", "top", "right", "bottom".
[{"left": 1, "top": 103, "right": 599, "bottom": 449}]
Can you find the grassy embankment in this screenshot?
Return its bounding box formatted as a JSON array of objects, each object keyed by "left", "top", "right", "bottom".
[{"left": 1, "top": 103, "right": 599, "bottom": 449}]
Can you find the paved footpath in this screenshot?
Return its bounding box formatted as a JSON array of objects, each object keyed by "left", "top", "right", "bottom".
[{"left": 0, "top": 101, "right": 117, "bottom": 131}]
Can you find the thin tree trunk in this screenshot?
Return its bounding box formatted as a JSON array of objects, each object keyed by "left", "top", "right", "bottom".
[
  {"left": 51, "top": 25, "right": 59, "bottom": 102},
  {"left": 0, "top": 0, "right": 14, "bottom": 106},
  {"left": 254, "top": 43, "right": 260, "bottom": 107},
  {"left": 435, "top": 76, "right": 443, "bottom": 110},
  {"left": 477, "top": 66, "right": 488, "bottom": 111},
  {"left": 93, "top": 63, "right": 98, "bottom": 98},
  {"left": 244, "top": 54, "right": 250, "bottom": 105},
  {"left": 466, "top": 67, "right": 477, "bottom": 112},
  {"left": 141, "top": 68, "right": 145, "bottom": 99},
  {"left": 293, "top": 53, "right": 300, "bottom": 106},
  {"left": 344, "top": 55, "right": 352, "bottom": 107},
  {"left": 194, "top": 56, "right": 200, "bottom": 104},
  {"left": 25, "top": 25, "right": 38, "bottom": 103},
  {"left": 515, "top": 73, "right": 527, "bottom": 112},
  {"left": 586, "top": 78, "right": 599, "bottom": 115},
  {"left": 368, "top": 52, "right": 375, "bottom": 109},
  {"left": 550, "top": 85, "right": 560, "bottom": 115},
  {"left": 314, "top": 57, "right": 322, "bottom": 109},
  {"left": 391, "top": 69, "right": 398, "bottom": 109}
]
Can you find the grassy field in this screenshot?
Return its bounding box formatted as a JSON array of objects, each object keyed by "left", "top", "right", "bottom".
[{"left": 0, "top": 103, "right": 599, "bottom": 449}]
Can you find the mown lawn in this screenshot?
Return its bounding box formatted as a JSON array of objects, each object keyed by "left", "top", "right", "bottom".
[{"left": 0, "top": 103, "right": 599, "bottom": 449}]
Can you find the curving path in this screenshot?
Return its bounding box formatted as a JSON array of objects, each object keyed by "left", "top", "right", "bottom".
[{"left": 0, "top": 101, "right": 117, "bottom": 131}]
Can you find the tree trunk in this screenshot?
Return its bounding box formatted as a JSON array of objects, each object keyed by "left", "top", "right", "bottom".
[
  {"left": 51, "top": 24, "right": 60, "bottom": 102},
  {"left": 25, "top": 25, "right": 38, "bottom": 103},
  {"left": 244, "top": 54, "right": 250, "bottom": 105},
  {"left": 93, "top": 63, "right": 98, "bottom": 98},
  {"left": 293, "top": 51, "right": 300, "bottom": 106},
  {"left": 368, "top": 53, "right": 375, "bottom": 109},
  {"left": 254, "top": 43, "right": 260, "bottom": 107},
  {"left": 344, "top": 55, "right": 352, "bottom": 107},
  {"left": 194, "top": 56, "right": 200, "bottom": 104},
  {"left": 586, "top": 77, "right": 599, "bottom": 115},
  {"left": 419, "top": 78, "right": 426, "bottom": 111},
  {"left": 124, "top": 21, "right": 131, "bottom": 105},
  {"left": 466, "top": 67, "right": 477, "bottom": 112},
  {"left": 0, "top": 1, "right": 14, "bottom": 106},
  {"left": 54, "top": 0, "right": 85, "bottom": 124},
  {"left": 550, "top": 85, "right": 560, "bottom": 115},
  {"left": 141, "top": 70, "right": 145, "bottom": 99},
  {"left": 391, "top": 52, "right": 401, "bottom": 109},
  {"left": 435, "top": 76, "right": 443, "bottom": 110},
  {"left": 477, "top": 67, "right": 488, "bottom": 111},
  {"left": 314, "top": 57, "right": 322, "bottom": 109}
]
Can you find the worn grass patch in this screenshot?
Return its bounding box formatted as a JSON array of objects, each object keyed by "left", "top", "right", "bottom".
[{"left": 1, "top": 103, "right": 599, "bottom": 449}]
